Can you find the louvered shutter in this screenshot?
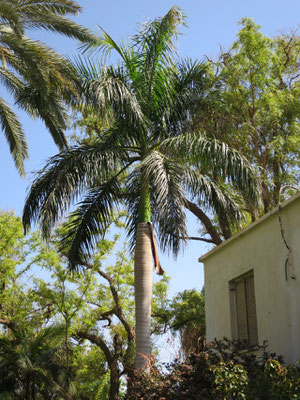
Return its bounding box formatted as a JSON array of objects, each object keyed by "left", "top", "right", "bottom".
[
  {"left": 245, "top": 274, "right": 258, "bottom": 346},
  {"left": 231, "top": 271, "right": 258, "bottom": 346},
  {"left": 235, "top": 279, "right": 248, "bottom": 341}
]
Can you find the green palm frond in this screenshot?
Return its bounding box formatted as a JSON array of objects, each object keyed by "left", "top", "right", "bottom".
[
  {"left": 0, "top": 0, "right": 96, "bottom": 175},
  {"left": 23, "top": 144, "right": 127, "bottom": 238},
  {"left": 80, "top": 25, "right": 126, "bottom": 62},
  {"left": 0, "top": 97, "right": 27, "bottom": 175},
  {"left": 23, "top": 13, "right": 96, "bottom": 43},
  {"left": 0, "top": 67, "right": 25, "bottom": 95},
  {"left": 160, "top": 133, "right": 259, "bottom": 202},
  {"left": 59, "top": 179, "right": 122, "bottom": 269},
  {"left": 183, "top": 167, "right": 244, "bottom": 223},
  {"left": 6, "top": 0, "right": 81, "bottom": 16},
  {"left": 0, "top": 2, "right": 22, "bottom": 34},
  {"left": 74, "top": 57, "right": 147, "bottom": 130},
  {"left": 16, "top": 86, "right": 69, "bottom": 149},
  {"left": 141, "top": 151, "right": 187, "bottom": 255},
  {"left": 1, "top": 0, "right": 95, "bottom": 43},
  {"left": 134, "top": 7, "right": 185, "bottom": 118}
]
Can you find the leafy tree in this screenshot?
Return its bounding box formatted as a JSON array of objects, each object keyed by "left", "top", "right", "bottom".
[
  {"left": 0, "top": 326, "right": 72, "bottom": 400},
  {"left": 0, "top": 211, "right": 170, "bottom": 399},
  {"left": 168, "top": 289, "right": 205, "bottom": 358},
  {"left": 23, "top": 7, "right": 258, "bottom": 369},
  {"left": 0, "top": 0, "right": 95, "bottom": 175},
  {"left": 199, "top": 19, "right": 300, "bottom": 229}
]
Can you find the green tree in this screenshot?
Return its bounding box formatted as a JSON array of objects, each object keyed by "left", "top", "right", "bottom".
[
  {"left": 23, "top": 7, "right": 257, "bottom": 369},
  {"left": 0, "top": 211, "right": 170, "bottom": 399},
  {"left": 168, "top": 289, "right": 205, "bottom": 358},
  {"left": 202, "top": 19, "right": 300, "bottom": 218},
  {"left": 0, "top": 0, "right": 95, "bottom": 175},
  {"left": 0, "top": 326, "right": 72, "bottom": 400}
]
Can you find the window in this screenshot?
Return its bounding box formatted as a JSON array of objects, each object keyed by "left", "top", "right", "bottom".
[{"left": 229, "top": 271, "right": 258, "bottom": 346}]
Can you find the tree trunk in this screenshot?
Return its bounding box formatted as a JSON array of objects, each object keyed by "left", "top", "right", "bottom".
[
  {"left": 110, "top": 361, "right": 120, "bottom": 400},
  {"left": 134, "top": 222, "right": 153, "bottom": 370},
  {"left": 184, "top": 199, "right": 222, "bottom": 245}
]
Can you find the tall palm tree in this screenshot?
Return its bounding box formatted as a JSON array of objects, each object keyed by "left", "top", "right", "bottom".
[
  {"left": 0, "top": 0, "right": 95, "bottom": 175},
  {"left": 23, "top": 7, "right": 258, "bottom": 369}
]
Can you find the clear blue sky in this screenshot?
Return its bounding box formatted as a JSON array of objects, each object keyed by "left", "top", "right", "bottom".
[{"left": 0, "top": 0, "right": 299, "bottom": 296}]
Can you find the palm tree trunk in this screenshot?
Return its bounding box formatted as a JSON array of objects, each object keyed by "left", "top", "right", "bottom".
[{"left": 134, "top": 222, "right": 153, "bottom": 370}]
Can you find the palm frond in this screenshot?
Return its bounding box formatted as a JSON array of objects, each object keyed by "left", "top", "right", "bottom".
[
  {"left": 74, "top": 57, "right": 147, "bottom": 129},
  {"left": 0, "top": 97, "right": 27, "bottom": 176},
  {"left": 23, "top": 144, "right": 127, "bottom": 238},
  {"left": 15, "top": 85, "right": 69, "bottom": 150},
  {"left": 183, "top": 167, "right": 245, "bottom": 223},
  {"left": 160, "top": 133, "right": 260, "bottom": 203},
  {"left": 6, "top": 0, "right": 81, "bottom": 16},
  {"left": 134, "top": 7, "right": 185, "bottom": 117},
  {"left": 141, "top": 151, "right": 187, "bottom": 255},
  {"left": 0, "top": 67, "right": 25, "bottom": 96},
  {"left": 59, "top": 178, "right": 122, "bottom": 269},
  {"left": 80, "top": 26, "right": 125, "bottom": 62},
  {"left": 0, "top": 2, "right": 23, "bottom": 35},
  {"left": 23, "top": 14, "right": 97, "bottom": 43}
]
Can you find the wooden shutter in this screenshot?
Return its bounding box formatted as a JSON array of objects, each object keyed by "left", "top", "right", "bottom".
[
  {"left": 231, "top": 271, "right": 258, "bottom": 346},
  {"left": 245, "top": 274, "right": 258, "bottom": 346},
  {"left": 235, "top": 279, "right": 248, "bottom": 341}
]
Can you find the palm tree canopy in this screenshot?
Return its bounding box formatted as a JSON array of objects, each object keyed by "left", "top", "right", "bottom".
[
  {"left": 0, "top": 0, "right": 96, "bottom": 175},
  {"left": 0, "top": 325, "right": 69, "bottom": 398},
  {"left": 23, "top": 7, "right": 259, "bottom": 268}
]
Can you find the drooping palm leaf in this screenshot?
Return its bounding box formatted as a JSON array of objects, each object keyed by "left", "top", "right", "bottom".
[
  {"left": 23, "top": 144, "right": 128, "bottom": 238},
  {"left": 0, "top": 0, "right": 96, "bottom": 175},
  {"left": 0, "top": 97, "right": 27, "bottom": 175}
]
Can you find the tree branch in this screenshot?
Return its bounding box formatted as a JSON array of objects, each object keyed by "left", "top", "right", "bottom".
[
  {"left": 97, "top": 268, "right": 135, "bottom": 342},
  {"left": 183, "top": 199, "right": 222, "bottom": 245},
  {"left": 74, "top": 330, "right": 114, "bottom": 365},
  {"left": 178, "top": 236, "right": 215, "bottom": 244}
]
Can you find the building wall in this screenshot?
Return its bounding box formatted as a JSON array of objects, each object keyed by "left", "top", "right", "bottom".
[{"left": 202, "top": 195, "right": 300, "bottom": 364}]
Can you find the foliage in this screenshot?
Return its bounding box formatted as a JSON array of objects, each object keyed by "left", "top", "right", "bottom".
[
  {"left": 0, "top": 326, "right": 71, "bottom": 399},
  {"left": 0, "top": 0, "right": 96, "bottom": 175},
  {"left": 154, "top": 289, "right": 205, "bottom": 358},
  {"left": 0, "top": 211, "right": 170, "bottom": 399},
  {"left": 126, "top": 338, "right": 300, "bottom": 400},
  {"left": 23, "top": 7, "right": 258, "bottom": 267},
  {"left": 22, "top": 9, "right": 258, "bottom": 368},
  {"left": 211, "top": 361, "right": 248, "bottom": 400},
  {"left": 202, "top": 19, "right": 300, "bottom": 218}
]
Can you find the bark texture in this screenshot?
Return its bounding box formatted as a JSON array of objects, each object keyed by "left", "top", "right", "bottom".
[{"left": 134, "top": 222, "right": 153, "bottom": 370}]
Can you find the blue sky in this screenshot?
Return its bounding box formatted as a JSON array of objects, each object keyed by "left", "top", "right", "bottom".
[{"left": 0, "top": 0, "right": 299, "bottom": 296}]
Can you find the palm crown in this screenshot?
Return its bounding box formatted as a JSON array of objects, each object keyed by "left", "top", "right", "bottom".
[
  {"left": 23, "top": 7, "right": 258, "bottom": 368},
  {"left": 0, "top": 0, "right": 95, "bottom": 175}
]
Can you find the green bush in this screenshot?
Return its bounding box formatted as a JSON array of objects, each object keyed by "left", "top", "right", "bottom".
[{"left": 125, "top": 339, "right": 300, "bottom": 399}]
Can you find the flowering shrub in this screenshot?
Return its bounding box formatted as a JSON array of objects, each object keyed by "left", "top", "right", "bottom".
[{"left": 125, "top": 339, "right": 300, "bottom": 399}]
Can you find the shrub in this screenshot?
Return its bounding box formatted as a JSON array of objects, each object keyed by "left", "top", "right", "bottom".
[{"left": 125, "top": 339, "right": 300, "bottom": 399}]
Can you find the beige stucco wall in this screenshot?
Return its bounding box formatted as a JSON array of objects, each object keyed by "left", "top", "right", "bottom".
[{"left": 200, "top": 194, "right": 300, "bottom": 364}]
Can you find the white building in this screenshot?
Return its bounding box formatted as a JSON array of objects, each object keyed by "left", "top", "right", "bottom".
[{"left": 199, "top": 192, "right": 300, "bottom": 364}]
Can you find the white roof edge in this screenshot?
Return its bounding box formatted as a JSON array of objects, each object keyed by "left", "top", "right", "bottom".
[{"left": 198, "top": 190, "right": 300, "bottom": 263}]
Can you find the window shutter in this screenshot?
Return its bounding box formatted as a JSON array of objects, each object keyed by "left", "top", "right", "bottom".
[
  {"left": 230, "top": 271, "right": 258, "bottom": 347},
  {"left": 235, "top": 279, "right": 248, "bottom": 341},
  {"left": 245, "top": 275, "right": 258, "bottom": 346}
]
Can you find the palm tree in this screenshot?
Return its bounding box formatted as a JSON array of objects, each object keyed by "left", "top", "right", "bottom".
[
  {"left": 0, "top": 0, "right": 95, "bottom": 175},
  {"left": 0, "top": 326, "right": 71, "bottom": 399},
  {"left": 23, "top": 7, "right": 258, "bottom": 369}
]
